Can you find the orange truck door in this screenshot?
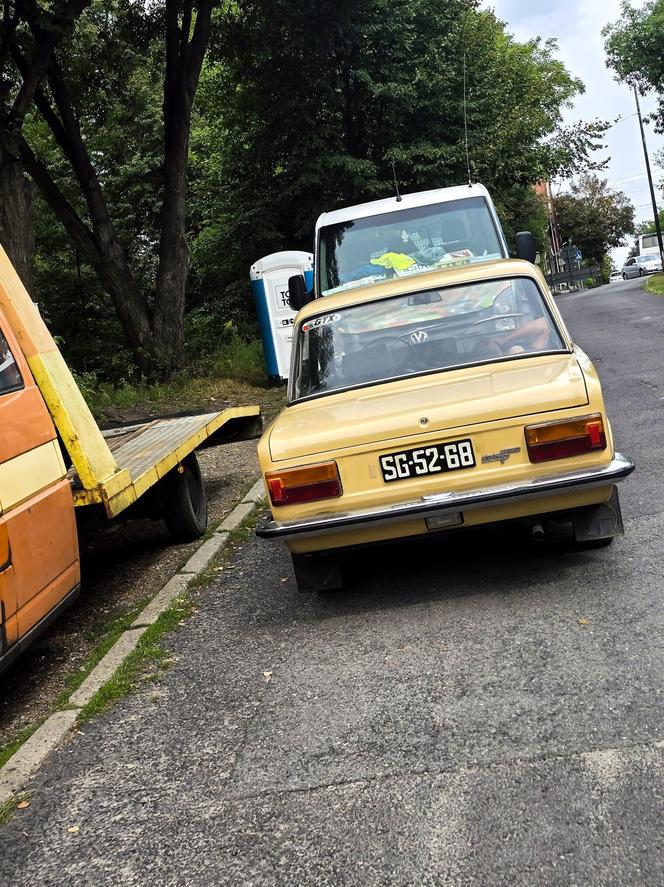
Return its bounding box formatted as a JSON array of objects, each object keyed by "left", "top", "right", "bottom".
[{"left": 0, "top": 309, "right": 80, "bottom": 672}]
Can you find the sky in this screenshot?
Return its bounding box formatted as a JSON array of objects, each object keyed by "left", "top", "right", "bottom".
[{"left": 486, "top": 0, "right": 663, "bottom": 268}]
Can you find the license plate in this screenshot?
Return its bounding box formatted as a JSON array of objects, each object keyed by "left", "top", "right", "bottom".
[{"left": 380, "top": 439, "right": 476, "bottom": 483}]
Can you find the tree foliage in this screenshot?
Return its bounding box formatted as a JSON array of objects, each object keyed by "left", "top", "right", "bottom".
[
  {"left": 554, "top": 174, "right": 635, "bottom": 266},
  {"left": 3, "top": 0, "right": 610, "bottom": 380},
  {"left": 604, "top": 1, "right": 664, "bottom": 130},
  {"left": 2, "top": 0, "right": 217, "bottom": 379},
  {"left": 636, "top": 210, "right": 664, "bottom": 235}
]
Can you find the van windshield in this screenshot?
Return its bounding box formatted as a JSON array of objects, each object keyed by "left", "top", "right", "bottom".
[
  {"left": 318, "top": 197, "right": 504, "bottom": 296},
  {"left": 291, "top": 277, "right": 566, "bottom": 402}
]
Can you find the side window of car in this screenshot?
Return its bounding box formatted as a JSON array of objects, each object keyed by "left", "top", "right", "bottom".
[
  {"left": 0, "top": 330, "right": 23, "bottom": 395},
  {"left": 627, "top": 258, "right": 635, "bottom": 266}
]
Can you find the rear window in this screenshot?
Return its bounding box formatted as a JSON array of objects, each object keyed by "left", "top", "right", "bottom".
[
  {"left": 0, "top": 331, "right": 23, "bottom": 395},
  {"left": 291, "top": 277, "right": 566, "bottom": 401}
]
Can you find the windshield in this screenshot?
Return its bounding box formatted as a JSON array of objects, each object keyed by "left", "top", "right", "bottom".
[
  {"left": 637, "top": 254, "right": 658, "bottom": 264},
  {"left": 291, "top": 277, "right": 566, "bottom": 401},
  {"left": 318, "top": 197, "right": 504, "bottom": 296}
]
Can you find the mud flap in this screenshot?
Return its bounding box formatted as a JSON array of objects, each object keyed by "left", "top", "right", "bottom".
[
  {"left": 291, "top": 552, "right": 343, "bottom": 593},
  {"left": 572, "top": 487, "right": 624, "bottom": 543}
]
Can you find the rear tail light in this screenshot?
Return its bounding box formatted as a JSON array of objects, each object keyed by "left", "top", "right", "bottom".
[
  {"left": 525, "top": 414, "right": 607, "bottom": 463},
  {"left": 266, "top": 461, "right": 342, "bottom": 506}
]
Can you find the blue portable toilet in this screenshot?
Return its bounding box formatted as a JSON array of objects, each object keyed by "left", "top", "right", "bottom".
[{"left": 250, "top": 251, "right": 314, "bottom": 386}]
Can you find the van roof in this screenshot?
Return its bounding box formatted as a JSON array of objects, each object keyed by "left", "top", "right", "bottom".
[{"left": 315, "top": 183, "right": 492, "bottom": 231}]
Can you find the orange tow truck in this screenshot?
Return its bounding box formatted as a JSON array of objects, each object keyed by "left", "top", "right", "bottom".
[{"left": 0, "top": 247, "right": 261, "bottom": 673}]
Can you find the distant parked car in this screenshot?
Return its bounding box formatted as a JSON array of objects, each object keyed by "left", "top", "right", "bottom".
[
  {"left": 622, "top": 255, "right": 663, "bottom": 279},
  {"left": 609, "top": 270, "right": 621, "bottom": 283}
]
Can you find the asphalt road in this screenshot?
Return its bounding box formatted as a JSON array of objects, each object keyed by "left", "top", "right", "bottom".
[{"left": 3, "top": 277, "right": 664, "bottom": 886}]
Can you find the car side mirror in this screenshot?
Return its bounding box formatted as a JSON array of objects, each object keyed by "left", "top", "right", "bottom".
[
  {"left": 288, "top": 274, "right": 313, "bottom": 312},
  {"left": 516, "top": 231, "right": 537, "bottom": 264}
]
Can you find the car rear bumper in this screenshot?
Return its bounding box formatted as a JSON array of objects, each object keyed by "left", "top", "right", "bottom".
[{"left": 256, "top": 454, "right": 635, "bottom": 541}]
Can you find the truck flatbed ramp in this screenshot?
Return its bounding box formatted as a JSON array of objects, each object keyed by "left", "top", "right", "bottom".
[{"left": 70, "top": 406, "right": 261, "bottom": 516}]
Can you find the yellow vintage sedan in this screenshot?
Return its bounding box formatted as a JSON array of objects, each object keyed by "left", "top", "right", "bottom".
[{"left": 256, "top": 259, "right": 634, "bottom": 591}]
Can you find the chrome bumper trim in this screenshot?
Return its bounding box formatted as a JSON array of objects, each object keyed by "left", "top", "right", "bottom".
[{"left": 256, "top": 454, "right": 635, "bottom": 541}]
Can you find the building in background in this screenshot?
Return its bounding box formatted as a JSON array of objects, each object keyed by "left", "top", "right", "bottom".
[{"left": 534, "top": 181, "right": 563, "bottom": 276}]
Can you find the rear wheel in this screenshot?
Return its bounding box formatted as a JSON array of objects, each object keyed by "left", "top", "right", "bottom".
[
  {"left": 291, "top": 552, "right": 343, "bottom": 593},
  {"left": 622, "top": 272, "right": 628, "bottom": 280},
  {"left": 162, "top": 453, "right": 208, "bottom": 542}
]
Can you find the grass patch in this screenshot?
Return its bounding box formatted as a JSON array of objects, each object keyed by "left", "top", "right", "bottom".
[
  {"left": 187, "top": 508, "right": 262, "bottom": 591},
  {"left": 0, "top": 794, "right": 29, "bottom": 827},
  {"left": 76, "top": 592, "right": 195, "bottom": 725},
  {"left": 643, "top": 273, "right": 664, "bottom": 295},
  {"left": 74, "top": 336, "right": 287, "bottom": 426},
  {"left": 54, "top": 598, "right": 151, "bottom": 710},
  {"left": 0, "top": 725, "right": 41, "bottom": 771},
  {"left": 0, "top": 598, "right": 151, "bottom": 773},
  {"left": 228, "top": 509, "right": 261, "bottom": 545}
]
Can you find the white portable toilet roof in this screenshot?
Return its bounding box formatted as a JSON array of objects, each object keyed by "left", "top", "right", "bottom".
[{"left": 250, "top": 250, "right": 314, "bottom": 280}]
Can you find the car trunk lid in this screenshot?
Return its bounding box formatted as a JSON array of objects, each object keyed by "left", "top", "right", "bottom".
[{"left": 269, "top": 353, "right": 588, "bottom": 462}]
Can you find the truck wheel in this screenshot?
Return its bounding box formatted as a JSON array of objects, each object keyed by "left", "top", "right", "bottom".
[
  {"left": 291, "top": 552, "right": 343, "bottom": 593},
  {"left": 162, "top": 453, "right": 208, "bottom": 542}
]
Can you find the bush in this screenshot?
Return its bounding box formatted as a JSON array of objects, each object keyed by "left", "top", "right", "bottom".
[{"left": 209, "top": 337, "right": 266, "bottom": 387}]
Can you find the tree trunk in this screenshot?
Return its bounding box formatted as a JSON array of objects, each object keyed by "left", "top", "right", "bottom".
[
  {"left": 152, "top": 91, "right": 190, "bottom": 373},
  {"left": 19, "top": 136, "right": 158, "bottom": 377},
  {"left": 0, "top": 131, "right": 34, "bottom": 291},
  {"left": 152, "top": 0, "right": 213, "bottom": 376}
]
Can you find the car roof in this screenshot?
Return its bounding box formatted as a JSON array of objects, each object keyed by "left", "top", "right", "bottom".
[{"left": 296, "top": 259, "right": 544, "bottom": 320}]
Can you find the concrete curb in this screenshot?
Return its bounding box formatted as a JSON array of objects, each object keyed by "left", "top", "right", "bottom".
[
  {"left": 0, "top": 710, "right": 78, "bottom": 806},
  {"left": 0, "top": 481, "right": 266, "bottom": 808},
  {"left": 68, "top": 628, "right": 146, "bottom": 708}
]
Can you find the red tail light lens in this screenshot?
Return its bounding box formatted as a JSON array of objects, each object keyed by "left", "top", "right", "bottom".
[
  {"left": 266, "top": 462, "right": 342, "bottom": 506},
  {"left": 526, "top": 414, "right": 607, "bottom": 463}
]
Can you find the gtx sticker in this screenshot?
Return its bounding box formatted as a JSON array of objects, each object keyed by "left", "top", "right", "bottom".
[{"left": 303, "top": 314, "right": 341, "bottom": 332}]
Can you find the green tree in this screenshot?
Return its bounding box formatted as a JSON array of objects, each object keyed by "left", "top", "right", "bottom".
[
  {"left": 188, "top": 0, "right": 606, "bottom": 338},
  {"left": 554, "top": 174, "right": 635, "bottom": 266},
  {"left": 7, "top": 0, "right": 219, "bottom": 378},
  {"left": 636, "top": 210, "right": 664, "bottom": 235},
  {"left": 0, "top": 0, "right": 91, "bottom": 289},
  {"left": 604, "top": 1, "right": 664, "bottom": 130}
]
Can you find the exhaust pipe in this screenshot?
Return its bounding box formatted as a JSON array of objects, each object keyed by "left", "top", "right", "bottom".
[{"left": 531, "top": 522, "right": 545, "bottom": 542}]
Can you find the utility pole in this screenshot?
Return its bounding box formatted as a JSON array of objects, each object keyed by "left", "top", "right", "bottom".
[{"left": 633, "top": 84, "right": 664, "bottom": 269}]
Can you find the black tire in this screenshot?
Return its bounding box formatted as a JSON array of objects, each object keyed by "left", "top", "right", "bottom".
[
  {"left": 291, "top": 552, "right": 343, "bottom": 593},
  {"left": 622, "top": 272, "right": 628, "bottom": 280},
  {"left": 162, "top": 453, "right": 208, "bottom": 542}
]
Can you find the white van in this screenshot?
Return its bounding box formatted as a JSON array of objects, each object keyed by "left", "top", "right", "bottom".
[{"left": 313, "top": 184, "right": 511, "bottom": 298}]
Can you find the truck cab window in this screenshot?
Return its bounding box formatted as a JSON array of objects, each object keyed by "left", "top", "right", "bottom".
[{"left": 0, "top": 331, "right": 23, "bottom": 394}]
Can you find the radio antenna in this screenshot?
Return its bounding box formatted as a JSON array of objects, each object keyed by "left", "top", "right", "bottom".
[
  {"left": 463, "top": 50, "right": 472, "bottom": 186},
  {"left": 390, "top": 161, "right": 402, "bottom": 202}
]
